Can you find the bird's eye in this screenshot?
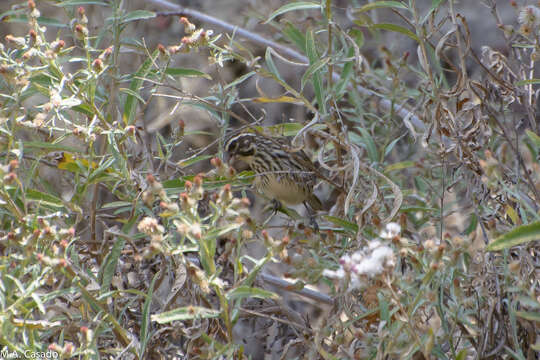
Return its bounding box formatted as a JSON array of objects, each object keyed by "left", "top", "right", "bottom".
[{"left": 227, "top": 141, "right": 237, "bottom": 153}]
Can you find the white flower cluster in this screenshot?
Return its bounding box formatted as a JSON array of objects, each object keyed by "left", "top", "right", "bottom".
[
  {"left": 518, "top": 5, "right": 540, "bottom": 27},
  {"left": 323, "top": 223, "right": 399, "bottom": 290},
  {"left": 518, "top": 5, "right": 540, "bottom": 36}
]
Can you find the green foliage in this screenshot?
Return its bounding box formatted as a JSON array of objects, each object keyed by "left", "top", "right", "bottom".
[{"left": 0, "top": 0, "right": 538, "bottom": 358}]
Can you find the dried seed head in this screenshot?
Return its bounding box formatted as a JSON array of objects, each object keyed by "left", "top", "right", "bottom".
[
  {"left": 8, "top": 159, "right": 19, "bottom": 171},
  {"left": 3, "top": 172, "right": 17, "bottom": 184},
  {"left": 99, "top": 46, "right": 113, "bottom": 61},
  {"left": 210, "top": 157, "right": 222, "bottom": 168},
  {"left": 178, "top": 119, "right": 185, "bottom": 136},
  {"left": 157, "top": 43, "right": 168, "bottom": 56},
  {"left": 221, "top": 183, "right": 232, "bottom": 202},
  {"left": 193, "top": 174, "right": 203, "bottom": 186},
  {"left": 180, "top": 16, "right": 196, "bottom": 34},
  {"left": 5, "top": 35, "right": 26, "bottom": 48},
  {"left": 137, "top": 217, "right": 164, "bottom": 235},
  {"left": 29, "top": 29, "right": 37, "bottom": 41},
  {"left": 74, "top": 24, "right": 88, "bottom": 40},
  {"left": 51, "top": 39, "right": 65, "bottom": 52},
  {"left": 92, "top": 58, "right": 103, "bottom": 72}
]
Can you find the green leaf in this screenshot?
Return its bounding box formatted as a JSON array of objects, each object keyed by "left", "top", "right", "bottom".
[
  {"left": 487, "top": 221, "right": 540, "bottom": 251},
  {"left": 87, "top": 156, "right": 116, "bottom": 183},
  {"left": 384, "top": 161, "right": 415, "bottom": 173},
  {"left": 121, "top": 10, "right": 156, "bottom": 24},
  {"left": 515, "top": 310, "right": 540, "bottom": 322},
  {"left": 123, "top": 49, "right": 158, "bottom": 125},
  {"left": 354, "top": 1, "right": 408, "bottom": 12},
  {"left": 241, "top": 253, "right": 272, "bottom": 287},
  {"left": 22, "top": 141, "right": 84, "bottom": 153},
  {"left": 323, "top": 215, "right": 358, "bottom": 233},
  {"left": 0, "top": 9, "right": 24, "bottom": 22},
  {"left": 226, "top": 286, "right": 278, "bottom": 301},
  {"left": 224, "top": 71, "right": 256, "bottom": 90},
  {"left": 301, "top": 57, "right": 330, "bottom": 90},
  {"left": 432, "top": 0, "right": 447, "bottom": 8},
  {"left": 200, "top": 237, "right": 216, "bottom": 276},
  {"left": 359, "top": 23, "right": 419, "bottom": 42},
  {"left": 264, "top": 2, "right": 320, "bottom": 24},
  {"left": 26, "top": 189, "right": 63, "bottom": 208},
  {"left": 455, "top": 349, "right": 468, "bottom": 360},
  {"left": 119, "top": 88, "right": 146, "bottom": 104},
  {"left": 140, "top": 273, "right": 158, "bottom": 357},
  {"left": 306, "top": 30, "right": 325, "bottom": 112},
  {"left": 5, "top": 15, "right": 68, "bottom": 28},
  {"left": 72, "top": 103, "right": 95, "bottom": 117},
  {"left": 526, "top": 129, "right": 540, "bottom": 148},
  {"left": 401, "top": 206, "right": 437, "bottom": 213},
  {"left": 384, "top": 134, "right": 406, "bottom": 157},
  {"left": 335, "top": 47, "right": 355, "bottom": 98},
  {"left": 357, "top": 128, "right": 379, "bottom": 163},
  {"left": 163, "top": 67, "right": 212, "bottom": 80},
  {"left": 101, "top": 201, "right": 133, "bottom": 209},
  {"left": 100, "top": 236, "right": 125, "bottom": 292},
  {"left": 464, "top": 213, "right": 478, "bottom": 235},
  {"left": 206, "top": 223, "right": 242, "bottom": 240},
  {"left": 515, "top": 79, "right": 540, "bottom": 86},
  {"left": 151, "top": 306, "right": 220, "bottom": 323},
  {"left": 265, "top": 47, "right": 284, "bottom": 83},
  {"left": 254, "top": 122, "right": 324, "bottom": 137},
  {"left": 378, "top": 292, "right": 389, "bottom": 322},
  {"left": 31, "top": 292, "right": 46, "bottom": 314},
  {"left": 177, "top": 154, "right": 214, "bottom": 168},
  {"left": 282, "top": 21, "right": 307, "bottom": 53},
  {"left": 56, "top": 0, "right": 110, "bottom": 6}
]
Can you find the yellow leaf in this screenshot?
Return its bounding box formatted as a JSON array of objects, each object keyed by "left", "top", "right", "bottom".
[
  {"left": 505, "top": 205, "right": 520, "bottom": 225},
  {"left": 252, "top": 96, "right": 303, "bottom": 104}
]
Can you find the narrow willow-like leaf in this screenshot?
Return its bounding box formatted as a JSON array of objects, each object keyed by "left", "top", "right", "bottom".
[
  {"left": 354, "top": 1, "right": 408, "bottom": 12},
  {"left": 100, "top": 236, "right": 125, "bottom": 292},
  {"left": 152, "top": 306, "right": 220, "bottom": 323},
  {"left": 323, "top": 215, "right": 359, "bottom": 233},
  {"left": 226, "top": 286, "right": 278, "bottom": 301},
  {"left": 163, "top": 67, "right": 212, "bottom": 80},
  {"left": 140, "top": 273, "right": 158, "bottom": 357},
  {"left": 306, "top": 30, "right": 325, "bottom": 112},
  {"left": 123, "top": 50, "right": 158, "bottom": 125},
  {"left": 487, "top": 221, "right": 540, "bottom": 251},
  {"left": 264, "top": 2, "right": 320, "bottom": 24},
  {"left": 121, "top": 10, "right": 156, "bottom": 24},
  {"left": 56, "top": 0, "right": 110, "bottom": 5},
  {"left": 282, "top": 21, "right": 307, "bottom": 53}
]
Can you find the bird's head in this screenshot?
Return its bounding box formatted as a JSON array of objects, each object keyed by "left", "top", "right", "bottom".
[{"left": 224, "top": 133, "right": 258, "bottom": 164}]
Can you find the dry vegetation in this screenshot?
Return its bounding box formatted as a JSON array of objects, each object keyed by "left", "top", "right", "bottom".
[{"left": 0, "top": 0, "right": 539, "bottom": 359}]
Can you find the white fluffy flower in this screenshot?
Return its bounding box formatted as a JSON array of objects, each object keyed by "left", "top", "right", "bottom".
[
  {"left": 518, "top": 5, "right": 540, "bottom": 27},
  {"left": 379, "top": 222, "right": 401, "bottom": 239},
  {"left": 324, "top": 241, "right": 396, "bottom": 290}
]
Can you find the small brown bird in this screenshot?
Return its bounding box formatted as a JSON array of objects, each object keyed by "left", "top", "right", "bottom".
[{"left": 224, "top": 132, "right": 322, "bottom": 212}]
